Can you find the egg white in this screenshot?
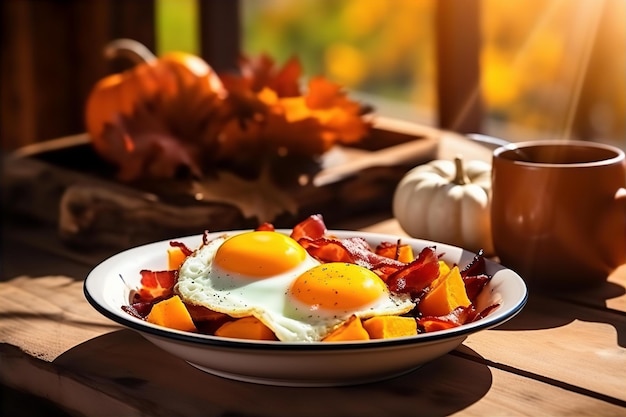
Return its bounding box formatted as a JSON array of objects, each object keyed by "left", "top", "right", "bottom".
[{"left": 175, "top": 234, "right": 415, "bottom": 342}]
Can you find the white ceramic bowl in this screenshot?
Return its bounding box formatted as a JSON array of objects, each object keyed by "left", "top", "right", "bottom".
[{"left": 84, "top": 230, "right": 527, "bottom": 387}]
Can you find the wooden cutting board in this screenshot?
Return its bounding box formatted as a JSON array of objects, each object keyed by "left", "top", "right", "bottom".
[{"left": 3, "top": 117, "right": 439, "bottom": 250}]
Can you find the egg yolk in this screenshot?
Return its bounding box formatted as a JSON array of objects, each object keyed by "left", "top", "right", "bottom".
[
  {"left": 289, "top": 263, "right": 387, "bottom": 311},
  {"left": 214, "top": 231, "right": 307, "bottom": 278}
]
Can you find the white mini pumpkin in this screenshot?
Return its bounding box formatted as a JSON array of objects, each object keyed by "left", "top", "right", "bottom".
[{"left": 392, "top": 156, "right": 494, "bottom": 255}]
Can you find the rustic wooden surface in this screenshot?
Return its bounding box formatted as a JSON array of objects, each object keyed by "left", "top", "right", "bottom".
[
  {"left": 2, "top": 132, "right": 625, "bottom": 417},
  {"left": 2, "top": 229, "right": 626, "bottom": 416},
  {"left": 2, "top": 118, "right": 439, "bottom": 250}
]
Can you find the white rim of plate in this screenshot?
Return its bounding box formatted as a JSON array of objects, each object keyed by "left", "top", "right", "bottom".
[{"left": 84, "top": 230, "right": 528, "bottom": 351}]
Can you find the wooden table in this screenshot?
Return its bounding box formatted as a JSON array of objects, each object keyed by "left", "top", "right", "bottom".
[{"left": 2, "top": 132, "right": 626, "bottom": 417}]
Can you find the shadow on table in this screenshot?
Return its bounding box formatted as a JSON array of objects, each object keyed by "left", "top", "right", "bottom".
[
  {"left": 54, "top": 329, "right": 493, "bottom": 417},
  {"left": 493, "top": 278, "right": 626, "bottom": 348}
]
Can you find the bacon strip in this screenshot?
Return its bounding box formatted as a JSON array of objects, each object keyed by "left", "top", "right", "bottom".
[
  {"left": 169, "top": 241, "right": 193, "bottom": 256},
  {"left": 417, "top": 305, "right": 473, "bottom": 331},
  {"left": 256, "top": 222, "right": 275, "bottom": 231},
  {"left": 417, "top": 302, "right": 501, "bottom": 333},
  {"left": 463, "top": 274, "right": 491, "bottom": 302},
  {"left": 134, "top": 269, "right": 177, "bottom": 302},
  {"left": 298, "top": 236, "right": 405, "bottom": 271},
  {"left": 122, "top": 301, "right": 153, "bottom": 319},
  {"left": 290, "top": 213, "right": 327, "bottom": 241},
  {"left": 386, "top": 247, "right": 440, "bottom": 294},
  {"left": 461, "top": 249, "right": 486, "bottom": 277}
]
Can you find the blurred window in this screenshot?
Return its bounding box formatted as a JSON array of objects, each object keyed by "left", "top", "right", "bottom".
[
  {"left": 157, "top": 0, "right": 626, "bottom": 147},
  {"left": 242, "top": 0, "right": 437, "bottom": 125}
]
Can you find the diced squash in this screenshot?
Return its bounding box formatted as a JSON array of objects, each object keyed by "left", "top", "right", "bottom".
[
  {"left": 438, "top": 260, "right": 451, "bottom": 279},
  {"left": 215, "top": 317, "right": 278, "bottom": 341},
  {"left": 363, "top": 315, "right": 417, "bottom": 339},
  {"left": 167, "top": 247, "right": 188, "bottom": 270},
  {"left": 419, "top": 266, "right": 471, "bottom": 317},
  {"left": 397, "top": 245, "right": 414, "bottom": 263},
  {"left": 323, "top": 315, "right": 370, "bottom": 342},
  {"left": 419, "top": 260, "right": 452, "bottom": 295},
  {"left": 146, "top": 295, "right": 197, "bottom": 332},
  {"left": 377, "top": 244, "right": 414, "bottom": 263}
]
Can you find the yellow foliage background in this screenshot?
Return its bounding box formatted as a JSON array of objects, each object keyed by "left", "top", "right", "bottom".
[{"left": 157, "top": 0, "right": 625, "bottom": 144}]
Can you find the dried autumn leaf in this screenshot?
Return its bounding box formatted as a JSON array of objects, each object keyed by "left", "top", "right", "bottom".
[
  {"left": 97, "top": 103, "right": 206, "bottom": 181},
  {"left": 304, "top": 76, "right": 370, "bottom": 144},
  {"left": 191, "top": 165, "right": 298, "bottom": 222},
  {"left": 135, "top": 269, "right": 177, "bottom": 302},
  {"left": 217, "top": 71, "right": 372, "bottom": 159},
  {"left": 221, "top": 53, "right": 303, "bottom": 97}
]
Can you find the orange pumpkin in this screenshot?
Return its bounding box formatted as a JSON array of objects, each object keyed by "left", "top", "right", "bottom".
[{"left": 84, "top": 39, "right": 227, "bottom": 180}]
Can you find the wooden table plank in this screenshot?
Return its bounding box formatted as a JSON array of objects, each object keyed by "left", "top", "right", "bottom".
[
  {"left": 364, "top": 219, "right": 626, "bottom": 403},
  {"left": 1, "top": 274, "right": 625, "bottom": 416},
  {"left": 465, "top": 297, "right": 626, "bottom": 402},
  {"left": 3, "top": 324, "right": 624, "bottom": 417}
]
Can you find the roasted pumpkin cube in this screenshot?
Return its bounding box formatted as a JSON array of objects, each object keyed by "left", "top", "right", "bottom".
[
  {"left": 167, "top": 246, "right": 188, "bottom": 270},
  {"left": 146, "top": 295, "right": 197, "bottom": 332},
  {"left": 215, "top": 317, "right": 278, "bottom": 341},
  {"left": 396, "top": 245, "right": 414, "bottom": 263},
  {"left": 438, "top": 260, "right": 451, "bottom": 279},
  {"left": 323, "top": 315, "right": 370, "bottom": 342},
  {"left": 419, "top": 266, "right": 471, "bottom": 317},
  {"left": 363, "top": 315, "right": 417, "bottom": 339},
  {"left": 376, "top": 243, "right": 415, "bottom": 263}
]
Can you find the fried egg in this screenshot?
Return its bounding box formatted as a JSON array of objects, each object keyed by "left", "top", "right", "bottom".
[{"left": 175, "top": 231, "right": 415, "bottom": 342}]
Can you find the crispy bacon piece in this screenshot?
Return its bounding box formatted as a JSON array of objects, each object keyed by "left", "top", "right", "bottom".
[
  {"left": 461, "top": 249, "right": 486, "bottom": 277},
  {"left": 417, "top": 305, "right": 474, "bottom": 331},
  {"left": 341, "top": 237, "right": 405, "bottom": 270},
  {"left": 372, "top": 264, "right": 405, "bottom": 281},
  {"left": 298, "top": 236, "right": 405, "bottom": 271},
  {"left": 418, "top": 317, "right": 459, "bottom": 332},
  {"left": 290, "top": 214, "right": 326, "bottom": 241},
  {"left": 462, "top": 303, "right": 502, "bottom": 323},
  {"left": 463, "top": 274, "right": 492, "bottom": 302},
  {"left": 386, "top": 247, "right": 440, "bottom": 294},
  {"left": 472, "top": 303, "right": 501, "bottom": 321},
  {"left": 202, "top": 230, "right": 212, "bottom": 245},
  {"left": 298, "top": 237, "right": 356, "bottom": 263},
  {"left": 417, "top": 302, "right": 501, "bottom": 332},
  {"left": 133, "top": 270, "right": 177, "bottom": 303},
  {"left": 256, "top": 222, "right": 275, "bottom": 231},
  {"left": 122, "top": 301, "right": 153, "bottom": 319},
  {"left": 169, "top": 241, "right": 193, "bottom": 257},
  {"left": 459, "top": 249, "right": 493, "bottom": 302}
]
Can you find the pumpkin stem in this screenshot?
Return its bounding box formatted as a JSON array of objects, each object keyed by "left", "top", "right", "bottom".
[
  {"left": 453, "top": 156, "right": 470, "bottom": 185},
  {"left": 104, "top": 38, "right": 157, "bottom": 65}
]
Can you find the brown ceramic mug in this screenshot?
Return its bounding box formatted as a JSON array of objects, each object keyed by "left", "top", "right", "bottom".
[{"left": 491, "top": 140, "right": 626, "bottom": 290}]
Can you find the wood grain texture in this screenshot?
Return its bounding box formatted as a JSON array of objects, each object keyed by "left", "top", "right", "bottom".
[
  {"left": 1, "top": 274, "right": 625, "bottom": 416},
  {"left": 0, "top": 0, "right": 157, "bottom": 151},
  {"left": 3, "top": 119, "right": 439, "bottom": 250}
]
